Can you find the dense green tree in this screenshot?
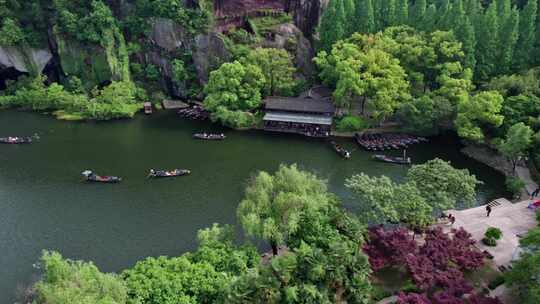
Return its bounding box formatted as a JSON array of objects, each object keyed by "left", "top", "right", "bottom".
[
  {"left": 395, "top": 0, "right": 409, "bottom": 25},
  {"left": 241, "top": 48, "right": 296, "bottom": 97},
  {"left": 34, "top": 251, "right": 127, "bottom": 304},
  {"left": 497, "top": 7, "right": 519, "bottom": 75},
  {"left": 343, "top": 0, "right": 356, "bottom": 36},
  {"left": 171, "top": 59, "right": 187, "bottom": 84},
  {"left": 410, "top": 0, "right": 427, "bottom": 26},
  {"left": 318, "top": 0, "right": 346, "bottom": 51},
  {"left": 315, "top": 33, "right": 411, "bottom": 119},
  {"left": 436, "top": 0, "right": 451, "bottom": 30},
  {"left": 498, "top": 122, "right": 533, "bottom": 172},
  {"left": 397, "top": 95, "right": 440, "bottom": 135},
  {"left": 422, "top": 4, "right": 438, "bottom": 31},
  {"left": 237, "top": 164, "right": 335, "bottom": 255},
  {"left": 354, "top": 0, "right": 375, "bottom": 33},
  {"left": 231, "top": 165, "right": 373, "bottom": 303},
  {"left": 505, "top": 226, "right": 540, "bottom": 304},
  {"left": 0, "top": 17, "right": 24, "bottom": 45},
  {"left": 203, "top": 61, "right": 265, "bottom": 128},
  {"left": 381, "top": 0, "right": 397, "bottom": 28},
  {"left": 455, "top": 91, "right": 505, "bottom": 142},
  {"left": 515, "top": 0, "right": 537, "bottom": 70},
  {"left": 454, "top": 16, "right": 477, "bottom": 70},
  {"left": 405, "top": 158, "right": 480, "bottom": 211},
  {"left": 122, "top": 224, "right": 259, "bottom": 304},
  {"left": 346, "top": 173, "right": 433, "bottom": 229},
  {"left": 475, "top": 2, "right": 499, "bottom": 80}
]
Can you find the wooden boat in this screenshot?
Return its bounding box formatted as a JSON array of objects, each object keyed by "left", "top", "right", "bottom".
[
  {"left": 82, "top": 170, "right": 122, "bottom": 183},
  {"left": 0, "top": 136, "right": 32, "bottom": 144},
  {"left": 144, "top": 102, "right": 153, "bottom": 115},
  {"left": 373, "top": 153, "right": 411, "bottom": 165},
  {"left": 193, "top": 133, "right": 226, "bottom": 140},
  {"left": 148, "top": 169, "right": 191, "bottom": 178},
  {"left": 330, "top": 141, "right": 351, "bottom": 159}
]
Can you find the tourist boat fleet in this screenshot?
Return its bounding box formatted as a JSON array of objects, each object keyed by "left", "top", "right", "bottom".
[
  {"left": 5, "top": 129, "right": 425, "bottom": 183},
  {"left": 178, "top": 106, "right": 209, "bottom": 120},
  {"left": 354, "top": 133, "right": 427, "bottom": 151}
]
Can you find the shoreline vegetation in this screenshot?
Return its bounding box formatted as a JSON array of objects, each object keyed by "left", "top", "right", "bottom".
[{"left": 23, "top": 163, "right": 522, "bottom": 304}]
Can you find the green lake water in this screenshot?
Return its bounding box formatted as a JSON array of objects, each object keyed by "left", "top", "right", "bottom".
[{"left": 0, "top": 110, "right": 506, "bottom": 303}]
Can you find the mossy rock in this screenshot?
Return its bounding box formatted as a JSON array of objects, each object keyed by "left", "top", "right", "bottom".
[
  {"left": 55, "top": 26, "right": 130, "bottom": 89},
  {"left": 56, "top": 35, "right": 112, "bottom": 89}
]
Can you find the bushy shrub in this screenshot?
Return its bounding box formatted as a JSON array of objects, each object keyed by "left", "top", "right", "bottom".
[
  {"left": 336, "top": 115, "right": 369, "bottom": 132},
  {"left": 485, "top": 227, "right": 503, "bottom": 240},
  {"left": 211, "top": 107, "right": 257, "bottom": 129},
  {"left": 0, "top": 76, "right": 143, "bottom": 120},
  {"left": 505, "top": 176, "right": 525, "bottom": 197}
]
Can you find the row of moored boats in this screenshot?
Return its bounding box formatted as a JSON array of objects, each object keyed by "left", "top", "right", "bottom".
[
  {"left": 330, "top": 133, "right": 427, "bottom": 165},
  {"left": 354, "top": 133, "right": 427, "bottom": 151}
]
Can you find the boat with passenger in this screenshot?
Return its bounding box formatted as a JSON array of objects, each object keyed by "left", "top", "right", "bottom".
[
  {"left": 0, "top": 136, "right": 33, "bottom": 144},
  {"left": 330, "top": 140, "right": 351, "bottom": 159},
  {"left": 193, "top": 133, "right": 226, "bottom": 140},
  {"left": 148, "top": 169, "right": 191, "bottom": 178},
  {"left": 82, "top": 170, "right": 122, "bottom": 183}
]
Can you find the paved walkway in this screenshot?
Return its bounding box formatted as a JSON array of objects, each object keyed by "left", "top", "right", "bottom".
[{"left": 443, "top": 199, "right": 537, "bottom": 267}]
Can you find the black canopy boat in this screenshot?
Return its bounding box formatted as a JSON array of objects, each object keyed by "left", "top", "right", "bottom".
[
  {"left": 193, "top": 133, "right": 226, "bottom": 140},
  {"left": 330, "top": 140, "right": 351, "bottom": 159},
  {"left": 148, "top": 169, "right": 191, "bottom": 178},
  {"left": 0, "top": 136, "right": 33, "bottom": 144},
  {"left": 373, "top": 150, "right": 411, "bottom": 165},
  {"left": 82, "top": 170, "right": 122, "bottom": 183}
]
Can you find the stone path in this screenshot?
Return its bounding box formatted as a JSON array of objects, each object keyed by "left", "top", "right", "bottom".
[{"left": 443, "top": 199, "right": 537, "bottom": 267}]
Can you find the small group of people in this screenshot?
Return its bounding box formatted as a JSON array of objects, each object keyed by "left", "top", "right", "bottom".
[
  {"left": 264, "top": 121, "right": 331, "bottom": 137},
  {"left": 441, "top": 213, "right": 456, "bottom": 225}
]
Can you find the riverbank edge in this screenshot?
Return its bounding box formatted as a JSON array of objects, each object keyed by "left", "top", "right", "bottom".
[{"left": 461, "top": 144, "right": 538, "bottom": 200}]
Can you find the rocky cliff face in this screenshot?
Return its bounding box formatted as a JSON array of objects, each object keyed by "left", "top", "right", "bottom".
[
  {"left": 0, "top": 46, "right": 52, "bottom": 75},
  {"left": 285, "top": 0, "right": 327, "bottom": 39},
  {"left": 0, "top": 0, "right": 326, "bottom": 97}
]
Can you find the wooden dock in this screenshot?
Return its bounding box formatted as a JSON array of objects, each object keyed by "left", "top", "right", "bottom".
[{"left": 162, "top": 99, "right": 190, "bottom": 110}]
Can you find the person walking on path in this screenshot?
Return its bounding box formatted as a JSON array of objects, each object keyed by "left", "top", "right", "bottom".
[
  {"left": 530, "top": 187, "right": 540, "bottom": 200},
  {"left": 486, "top": 205, "right": 492, "bottom": 217}
]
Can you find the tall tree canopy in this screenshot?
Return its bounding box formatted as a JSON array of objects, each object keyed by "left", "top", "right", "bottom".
[
  {"left": 455, "top": 90, "right": 505, "bottom": 142},
  {"left": 405, "top": 158, "right": 480, "bottom": 211},
  {"left": 498, "top": 122, "right": 533, "bottom": 172},
  {"left": 241, "top": 48, "right": 296, "bottom": 97},
  {"left": 237, "top": 164, "right": 336, "bottom": 255},
  {"left": 203, "top": 61, "right": 265, "bottom": 128}
]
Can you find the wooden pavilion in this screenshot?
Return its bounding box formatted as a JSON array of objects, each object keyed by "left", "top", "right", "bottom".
[{"left": 263, "top": 91, "right": 335, "bottom": 137}]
